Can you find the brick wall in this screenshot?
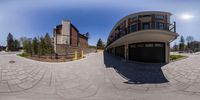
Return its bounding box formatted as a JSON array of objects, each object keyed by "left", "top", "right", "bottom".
[
  {"left": 78, "top": 35, "right": 88, "bottom": 49},
  {"left": 70, "top": 26, "right": 78, "bottom": 47},
  {"left": 53, "top": 21, "right": 89, "bottom": 55},
  {"left": 55, "top": 44, "right": 67, "bottom": 55}
]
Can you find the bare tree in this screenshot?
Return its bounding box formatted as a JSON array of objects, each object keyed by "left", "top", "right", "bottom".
[{"left": 186, "top": 36, "right": 194, "bottom": 51}]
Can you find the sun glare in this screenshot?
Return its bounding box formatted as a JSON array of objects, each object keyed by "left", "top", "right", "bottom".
[{"left": 181, "top": 14, "right": 194, "bottom": 20}]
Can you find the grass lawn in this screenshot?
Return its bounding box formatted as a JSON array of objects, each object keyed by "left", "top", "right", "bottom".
[
  {"left": 17, "top": 53, "right": 30, "bottom": 58},
  {"left": 170, "top": 55, "right": 187, "bottom": 61}
]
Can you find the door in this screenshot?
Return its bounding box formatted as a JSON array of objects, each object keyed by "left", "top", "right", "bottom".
[
  {"left": 129, "top": 42, "right": 165, "bottom": 63},
  {"left": 115, "top": 45, "right": 125, "bottom": 58}
]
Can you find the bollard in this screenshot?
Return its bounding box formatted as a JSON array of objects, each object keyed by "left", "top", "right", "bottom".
[
  {"left": 74, "top": 51, "right": 77, "bottom": 60},
  {"left": 81, "top": 50, "right": 84, "bottom": 58}
]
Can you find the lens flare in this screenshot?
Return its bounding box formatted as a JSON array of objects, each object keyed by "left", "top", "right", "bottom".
[{"left": 181, "top": 14, "right": 194, "bottom": 20}]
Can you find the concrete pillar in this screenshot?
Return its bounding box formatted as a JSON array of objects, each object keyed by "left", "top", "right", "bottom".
[
  {"left": 125, "top": 44, "right": 129, "bottom": 60},
  {"left": 165, "top": 42, "right": 170, "bottom": 63}
]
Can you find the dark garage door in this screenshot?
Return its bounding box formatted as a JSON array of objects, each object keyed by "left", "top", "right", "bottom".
[
  {"left": 115, "top": 45, "right": 125, "bottom": 58},
  {"left": 129, "top": 42, "right": 165, "bottom": 63}
]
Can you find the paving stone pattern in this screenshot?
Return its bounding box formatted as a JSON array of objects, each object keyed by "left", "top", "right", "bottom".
[{"left": 0, "top": 51, "right": 200, "bottom": 100}]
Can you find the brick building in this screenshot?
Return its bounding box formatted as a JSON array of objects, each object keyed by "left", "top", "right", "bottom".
[{"left": 53, "top": 20, "right": 88, "bottom": 55}]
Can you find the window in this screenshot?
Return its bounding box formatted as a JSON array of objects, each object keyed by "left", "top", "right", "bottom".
[
  {"left": 155, "top": 15, "right": 165, "bottom": 20},
  {"left": 130, "top": 24, "right": 137, "bottom": 32},
  {"left": 145, "top": 44, "right": 153, "bottom": 47},
  {"left": 155, "top": 44, "right": 164, "bottom": 47},
  {"left": 119, "top": 29, "right": 126, "bottom": 36},
  {"left": 141, "top": 15, "right": 151, "bottom": 18},
  {"left": 131, "top": 17, "right": 137, "bottom": 21},
  {"left": 137, "top": 44, "right": 144, "bottom": 47},
  {"left": 130, "top": 45, "right": 136, "bottom": 48},
  {"left": 142, "top": 23, "right": 150, "bottom": 29},
  {"left": 156, "top": 22, "right": 165, "bottom": 30}
]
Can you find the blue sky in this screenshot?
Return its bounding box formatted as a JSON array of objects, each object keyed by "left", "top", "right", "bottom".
[{"left": 0, "top": 0, "right": 200, "bottom": 46}]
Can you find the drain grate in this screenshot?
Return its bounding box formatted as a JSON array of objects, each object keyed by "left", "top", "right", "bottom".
[{"left": 9, "top": 60, "right": 15, "bottom": 63}]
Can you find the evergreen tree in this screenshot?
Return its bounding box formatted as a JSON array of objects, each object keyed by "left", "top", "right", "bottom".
[
  {"left": 13, "top": 39, "right": 20, "bottom": 51},
  {"left": 23, "top": 39, "right": 32, "bottom": 55},
  {"left": 179, "top": 36, "right": 185, "bottom": 51},
  {"left": 7, "top": 33, "right": 14, "bottom": 51},
  {"left": 44, "top": 33, "right": 52, "bottom": 55},
  {"left": 39, "top": 37, "right": 46, "bottom": 55},
  {"left": 32, "top": 37, "right": 39, "bottom": 55},
  {"left": 96, "top": 38, "right": 105, "bottom": 49}
]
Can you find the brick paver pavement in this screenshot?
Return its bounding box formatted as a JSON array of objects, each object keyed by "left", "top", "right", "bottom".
[{"left": 0, "top": 51, "right": 200, "bottom": 100}]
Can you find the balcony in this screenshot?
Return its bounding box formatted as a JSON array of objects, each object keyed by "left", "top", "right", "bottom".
[{"left": 106, "top": 22, "right": 176, "bottom": 47}]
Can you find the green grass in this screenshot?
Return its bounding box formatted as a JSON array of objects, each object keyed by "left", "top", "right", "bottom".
[
  {"left": 170, "top": 55, "right": 187, "bottom": 61},
  {"left": 17, "top": 53, "right": 30, "bottom": 58}
]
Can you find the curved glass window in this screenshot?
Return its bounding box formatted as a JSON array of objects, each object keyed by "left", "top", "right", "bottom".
[
  {"left": 155, "top": 15, "right": 165, "bottom": 20},
  {"left": 156, "top": 22, "right": 165, "bottom": 30},
  {"left": 130, "top": 24, "right": 137, "bottom": 32},
  {"left": 142, "top": 23, "right": 150, "bottom": 29}
]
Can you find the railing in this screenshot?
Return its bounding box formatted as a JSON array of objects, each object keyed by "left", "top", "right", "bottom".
[{"left": 106, "top": 22, "right": 176, "bottom": 47}]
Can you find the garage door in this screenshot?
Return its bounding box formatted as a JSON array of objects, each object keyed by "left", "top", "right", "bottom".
[
  {"left": 129, "top": 42, "right": 165, "bottom": 63},
  {"left": 115, "top": 45, "right": 125, "bottom": 58}
]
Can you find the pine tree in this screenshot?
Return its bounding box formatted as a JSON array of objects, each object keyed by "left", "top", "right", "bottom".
[
  {"left": 23, "top": 39, "right": 32, "bottom": 55},
  {"left": 44, "top": 33, "right": 52, "bottom": 55},
  {"left": 96, "top": 38, "right": 105, "bottom": 49},
  {"left": 39, "top": 37, "right": 46, "bottom": 55},
  {"left": 32, "top": 37, "right": 39, "bottom": 55},
  {"left": 7, "top": 33, "right": 14, "bottom": 51},
  {"left": 179, "top": 36, "right": 185, "bottom": 51},
  {"left": 13, "top": 39, "right": 20, "bottom": 51}
]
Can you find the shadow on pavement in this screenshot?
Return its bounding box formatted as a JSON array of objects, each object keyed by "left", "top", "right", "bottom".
[{"left": 103, "top": 52, "right": 168, "bottom": 84}]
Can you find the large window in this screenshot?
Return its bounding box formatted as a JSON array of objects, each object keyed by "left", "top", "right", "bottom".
[
  {"left": 156, "top": 22, "right": 165, "bottom": 30},
  {"left": 131, "top": 17, "right": 137, "bottom": 21},
  {"left": 142, "top": 23, "right": 150, "bottom": 29},
  {"left": 145, "top": 44, "right": 153, "bottom": 47},
  {"left": 155, "top": 43, "right": 164, "bottom": 47},
  {"left": 130, "top": 24, "right": 137, "bottom": 32},
  {"left": 155, "top": 15, "right": 165, "bottom": 20}
]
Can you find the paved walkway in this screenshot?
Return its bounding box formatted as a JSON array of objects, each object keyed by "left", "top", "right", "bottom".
[{"left": 0, "top": 51, "right": 200, "bottom": 100}]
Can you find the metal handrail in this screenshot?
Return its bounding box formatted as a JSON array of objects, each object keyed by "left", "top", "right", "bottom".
[{"left": 106, "top": 22, "right": 176, "bottom": 47}]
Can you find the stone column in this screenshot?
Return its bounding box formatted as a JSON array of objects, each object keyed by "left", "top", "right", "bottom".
[
  {"left": 125, "top": 44, "right": 129, "bottom": 60},
  {"left": 165, "top": 42, "right": 170, "bottom": 63}
]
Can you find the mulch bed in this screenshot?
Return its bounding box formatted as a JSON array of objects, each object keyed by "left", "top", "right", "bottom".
[{"left": 27, "top": 55, "right": 82, "bottom": 62}]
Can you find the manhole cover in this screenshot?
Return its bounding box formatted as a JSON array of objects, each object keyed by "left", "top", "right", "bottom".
[{"left": 9, "top": 60, "right": 15, "bottom": 63}]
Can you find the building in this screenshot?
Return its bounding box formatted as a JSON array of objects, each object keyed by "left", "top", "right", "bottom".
[
  {"left": 53, "top": 20, "right": 88, "bottom": 55},
  {"left": 189, "top": 41, "right": 200, "bottom": 52},
  {"left": 106, "top": 11, "right": 179, "bottom": 63},
  {"left": 0, "top": 46, "right": 6, "bottom": 51}
]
